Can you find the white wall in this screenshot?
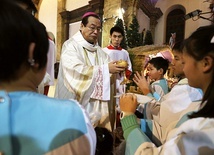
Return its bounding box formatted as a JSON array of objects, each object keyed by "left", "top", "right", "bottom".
[
  {"left": 66, "top": 0, "right": 88, "bottom": 11},
  {"left": 39, "top": 0, "right": 57, "bottom": 41},
  {"left": 38, "top": 0, "right": 88, "bottom": 38},
  {"left": 66, "top": 0, "right": 88, "bottom": 38},
  {"left": 69, "top": 21, "right": 81, "bottom": 38},
  {"left": 154, "top": 0, "right": 212, "bottom": 44},
  {"left": 137, "top": 9, "right": 150, "bottom": 33}
]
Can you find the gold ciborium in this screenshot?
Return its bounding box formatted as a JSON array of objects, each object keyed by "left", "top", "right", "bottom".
[{"left": 116, "top": 60, "right": 132, "bottom": 85}]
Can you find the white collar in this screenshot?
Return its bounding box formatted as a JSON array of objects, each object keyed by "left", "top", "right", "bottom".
[{"left": 72, "top": 31, "right": 98, "bottom": 52}]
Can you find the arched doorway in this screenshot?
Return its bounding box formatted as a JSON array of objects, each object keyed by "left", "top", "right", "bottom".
[{"left": 166, "top": 9, "right": 185, "bottom": 44}]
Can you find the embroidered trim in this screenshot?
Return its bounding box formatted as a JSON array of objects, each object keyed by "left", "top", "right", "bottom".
[{"left": 91, "top": 67, "right": 103, "bottom": 99}]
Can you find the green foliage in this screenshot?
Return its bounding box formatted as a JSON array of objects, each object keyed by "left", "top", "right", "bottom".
[
  {"left": 144, "top": 30, "right": 154, "bottom": 45},
  {"left": 114, "top": 18, "right": 128, "bottom": 49},
  {"left": 126, "top": 16, "right": 141, "bottom": 48}
]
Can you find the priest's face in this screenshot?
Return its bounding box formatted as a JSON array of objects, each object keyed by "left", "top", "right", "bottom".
[{"left": 81, "top": 16, "right": 101, "bottom": 44}]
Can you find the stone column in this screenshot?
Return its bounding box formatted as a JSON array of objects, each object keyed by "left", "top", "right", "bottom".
[
  {"left": 150, "top": 16, "right": 158, "bottom": 41},
  {"left": 102, "top": 0, "right": 138, "bottom": 48},
  {"left": 56, "top": 0, "right": 66, "bottom": 61},
  {"left": 122, "top": 0, "right": 137, "bottom": 28},
  {"left": 102, "top": 0, "right": 122, "bottom": 47}
]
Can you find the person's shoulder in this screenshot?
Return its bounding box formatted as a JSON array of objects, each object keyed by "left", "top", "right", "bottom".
[
  {"left": 98, "top": 46, "right": 109, "bottom": 55},
  {"left": 169, "top": 80, "right": 196, "bottom": 95},
  {"left": 33, "top": 94, "right": 86, "bottom": 118},
  {"left": 121, "top": 48, "right": 127, "bottom": 52},
  {"left": 22, "top": 92, "right": 81, "bottom": 109},
  {"left": 102, "top": 47, "right": 109, "bottom": 52},
  {"left": 121, "top": 49, "right": 130, "bottom": 54},
  {"left": 63, "top": 37, "right": 75, "bottom": 45},
  {"left": 8, "top": 91, "right": 80, "bottom": 108},
  {"left": 151, "top": 79, "right": 168, "bottom": 90},
  {"left": 176, "top": 117, "right": 214, "bottom": 133},
  {"left": 160, "top": 78, "right": 168, "bottom": 83},
  {"left": 48, "top": 38, "right": 55, "bottom": 44},
  {"left": 62, "top": 38, "right": 79, "bottom": 51},
  {"left": 152, "top": 79, "right": 162, "bottom": 84},
  {"left": 177, "top": 78, "right": 188, "bottom": 85}
]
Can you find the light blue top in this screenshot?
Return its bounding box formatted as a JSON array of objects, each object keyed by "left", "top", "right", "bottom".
[
  {"left": 147, "top": 78, "right": 169, "bottom": 100},
  {"left": 0, "top": 91, "right": 95, "bottom": 155}
]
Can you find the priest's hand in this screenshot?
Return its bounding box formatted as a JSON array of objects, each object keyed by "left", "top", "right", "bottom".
[{"left": 108, "top": 61, "right": 125, "bottom": 74}]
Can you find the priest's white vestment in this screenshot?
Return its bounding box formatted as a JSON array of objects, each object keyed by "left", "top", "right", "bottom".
[{"left": 55, "top": 31, "right": 113, "bottom": 130}]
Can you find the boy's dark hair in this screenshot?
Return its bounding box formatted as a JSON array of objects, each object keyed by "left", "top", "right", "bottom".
[
  {"left": 95, "top": 127, "right": 113, "bottom": 155},
  {"left": 148, "top": 57, "right": 169, "bottom": 75},
  {"left": 172, "top": 41, "right": 183, "bottom": 53},
  {"left": 14, "top": 0, "right": 37, "bottom": 13},
  {"left": 110, "top": 26, "right": 124, "bottom": 36}
]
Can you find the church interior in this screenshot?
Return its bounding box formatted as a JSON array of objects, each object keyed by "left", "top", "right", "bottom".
[{"left": 2, "top": 0, "right": 213, "bottom": 153}]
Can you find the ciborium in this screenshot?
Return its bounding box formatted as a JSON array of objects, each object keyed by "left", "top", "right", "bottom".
[{"left": 116, "top": 60, "right": 132, "bottom": 85}]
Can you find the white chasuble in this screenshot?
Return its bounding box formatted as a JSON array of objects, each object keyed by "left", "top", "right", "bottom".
[{"left": 55, "top": 31, "right": 112, "bottom": 130}]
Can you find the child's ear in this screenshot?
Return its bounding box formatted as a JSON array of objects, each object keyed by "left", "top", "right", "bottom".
[
  {"left": 158, "top": 68, "right": 164, "bottom": 74},
  {"left": 80, "top": 23, "right": 84, "bottom": 31},
  {"left": 28, "top": 43, "right": 39, "bottom": 68},
  {"left": 202, "top": 55, "right": 213, "bottom": 73}
]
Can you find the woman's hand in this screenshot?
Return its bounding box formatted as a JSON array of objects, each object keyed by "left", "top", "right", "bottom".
[{"left": 119, "top": 93, "right": 138, "bottom": 113}]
